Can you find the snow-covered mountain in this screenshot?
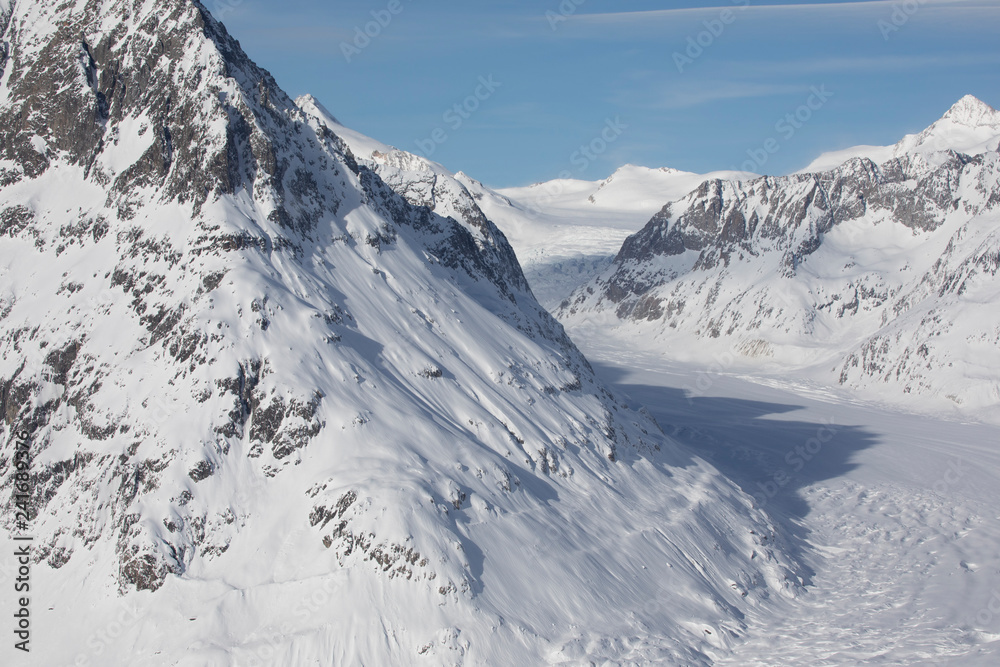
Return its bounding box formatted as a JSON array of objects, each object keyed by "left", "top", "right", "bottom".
[
  {"left": 560, "top": 97, "right": 1000, "bottom": 418},
  {"left": 298, "top": 93, "right": 754, "bottom": 311},
  {"left": 799, "top": 94, "right": 1000, "bottom": 173},
  {"left": 0, "top": 1, "right": 798, "bottom": 664},
  {"left": 482, "top": 165, "right": 757, "bottom": 308}
]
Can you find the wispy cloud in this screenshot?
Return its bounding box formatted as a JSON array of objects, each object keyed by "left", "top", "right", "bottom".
[
  {"left": 725, "top": 52, "right": 1000, "bottom": 76},
  {"left": 619, "top": 81, "right": 809, "bottom": 110},
  {"left": 571, "top": 0, "right": 999, "bottom": 24}
]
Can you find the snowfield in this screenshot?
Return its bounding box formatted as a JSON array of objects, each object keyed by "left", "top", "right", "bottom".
[
  {"left": 572, "top": 328, "right": 1000, "bottom": 665},
  {"left": 473, "top": 164, "right": 756, "bottom": 309}
]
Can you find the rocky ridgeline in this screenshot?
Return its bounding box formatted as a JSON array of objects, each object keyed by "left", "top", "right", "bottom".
[
  {"left": 561, "top": 100, "right": 1000, "bottom": 409},
  {"left": 0, "top": 3, "right": 795, "bottom": 662}
]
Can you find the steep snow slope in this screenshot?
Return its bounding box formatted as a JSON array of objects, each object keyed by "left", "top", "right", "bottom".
[
  {"left": 0, "top": 1, "right": 797, "bottom": 664},
  {"left": 561, "top": 98, "right": 1000, "bottom": 418},
  {"left": 295, "top": 94, "right": 754, "bottom": 309},
  {"left": 800, "top": 94, "right": 1000, "bottom": 174},
  {"left": 295, "top": 93, "right": 516, "bottom": 263}
]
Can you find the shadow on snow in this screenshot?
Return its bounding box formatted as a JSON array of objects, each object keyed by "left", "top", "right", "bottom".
[{"left": 590, "top": 360, "right": 881, "bottom": 583}]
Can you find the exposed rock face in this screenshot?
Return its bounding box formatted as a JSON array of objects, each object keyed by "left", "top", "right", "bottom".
[
  {"left": 611, "top": 152, "right": 976, "bottom": 284},
  {"left": 0, "top": 1, "right": 795, "bottom": 663},
  {"left": 561, "top": 105, "right": 1000, "bottom": 410},
  {"left": 0, "top": 0, "right": 561, "bottom": 591},
  {"left": 296, "top": 93, "right": 531, "bottom": 302}
]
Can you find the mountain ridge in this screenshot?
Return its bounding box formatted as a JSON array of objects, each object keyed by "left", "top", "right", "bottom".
[
  {"left": 557, "top": 98, "right": 1000, "bottom": 418},
  {"left": 799, "top": 94, "right": 1000, "bottom": 174},
  {"left": 0, "top": 1, "right": 798, "bottom": 664}
]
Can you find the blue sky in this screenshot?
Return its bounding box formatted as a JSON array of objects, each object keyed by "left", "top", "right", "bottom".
[{"left": 218, "top": 0, "right": 1000, "bottom": 188}]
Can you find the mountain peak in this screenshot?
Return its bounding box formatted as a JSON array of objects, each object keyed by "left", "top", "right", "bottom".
[
  {"left": 799, "top": 95, "right": 1000, "bottom": 173},
  {"left": 609, "top": 163, "right": 682, "bottom": 177},
  {"left": 296, "top": 93, "right": 340, "bottom": 125},
  {"left": 941, "top": 94, "right": 999, "bottom": 127}
]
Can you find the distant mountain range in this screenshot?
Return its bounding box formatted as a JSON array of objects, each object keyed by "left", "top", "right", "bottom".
[{"left": 557, "top": 96, "right": 1000, "bottom": 417}]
